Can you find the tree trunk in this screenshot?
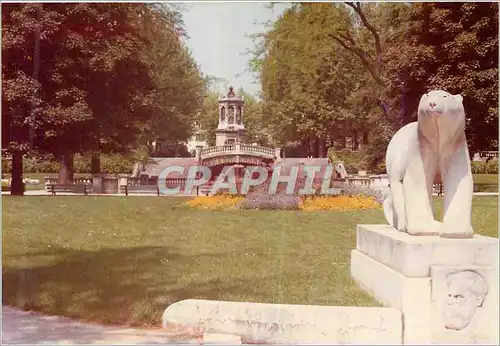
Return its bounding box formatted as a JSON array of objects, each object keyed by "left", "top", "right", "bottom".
[
  {"left": 58, "top": 153, "right": 74, "bottom": 185},
  {"left": 10, "top": 151, "right": 24, "bottom": 196},
  {"left": 308, "top": 138, "right": 315, "bottom": 158},
  {"left": 318, "top": 137, "right": 326, "bottom": 158},
  {"left": 91, "top": 152, "right": 100, "bottom": 174},
  {"left": 363, "top": 131, "right": 369, "bottom": 147}
]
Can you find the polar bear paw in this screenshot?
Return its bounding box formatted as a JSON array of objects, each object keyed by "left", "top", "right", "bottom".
[
  {"left": 438, "top": 224, "right": 474, "bottom": 239},
  {"left": 407, "top": 220, "right": 442, "bottom": 236}
]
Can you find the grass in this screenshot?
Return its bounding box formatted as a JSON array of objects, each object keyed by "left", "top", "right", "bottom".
[
  {"left": 473, "top": 173, "right": 498, "bottom": 192},
  {"left": 2, "top": 195, "right": 498, "bottom": 329}
]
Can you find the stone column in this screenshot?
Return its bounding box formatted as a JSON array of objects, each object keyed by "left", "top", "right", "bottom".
[
  {"left": 92, "top": 173, "right": 103, "bottom": 194},
  {"left": 118, "top": 174, "right": 128, "bottom": 194},
  {"left": 274, "top": 147, "right": 281, "bottom": 159},
  {"left": 195, "top": 146, "right": 202, "bottom": 164}
]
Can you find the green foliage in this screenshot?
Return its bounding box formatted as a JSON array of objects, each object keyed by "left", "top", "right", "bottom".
[
  {"left": 5, "top": 153, "right": 134, "bottom": 174},
  {"left": 2, "top": 157, "right": 12, "bottom": 174},
  {"left": 195, "top": 90, "right": 219, "bottom": 146},
  {"left": 327, "top": 148, "right": 369, "bottom": 174},
  {"left": 384, "top": 2, "right": 499, "bottom": 151},
  {"left": 471, "top": 160, "right": 499, "bottom": 174},
  {"left": 2, "top": 3, "right": 204, "bottom": 189},
  {"left": 100, "top": 154, "right": 134, "bottom": 174},
  {"left": 487, "top": 159, "right": 499, "bottom": 174},
  {"left": 248, "top": 2, "right": 497, "bottom": 166},
  {"left": 23, "top": 156, "right": 60, "bottom": 173}
]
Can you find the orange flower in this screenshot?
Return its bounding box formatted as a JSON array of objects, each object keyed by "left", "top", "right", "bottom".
[
  {"left": 185, "top": 195, "right": 244, "bottom": 210},
  {"left": 299, "top": 195, "right": 381, "bottom": 211}
]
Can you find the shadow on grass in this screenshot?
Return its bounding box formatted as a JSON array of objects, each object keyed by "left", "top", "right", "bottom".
[{"left": 2, "top": 245, "right": 277, "bottom": 329}]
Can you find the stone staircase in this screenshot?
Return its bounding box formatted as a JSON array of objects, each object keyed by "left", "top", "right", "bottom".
[{"left": 199, "top": 181, "right": 214, "bottom": 196}]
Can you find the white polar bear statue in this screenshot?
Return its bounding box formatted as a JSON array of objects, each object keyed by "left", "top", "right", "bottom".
[{"left": 383, "top": 90, "right": 474, "bottom": 238}]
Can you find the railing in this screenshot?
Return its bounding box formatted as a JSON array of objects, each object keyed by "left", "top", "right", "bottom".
[
  {"left": 479, "top": 151, "right": 499, "bottom": 159},
  {"left": 239, "top": 144, "right": 275, "bottom": 156},
  {"left": 200, "top": 144, "right": 275, "bottom": 159},
  {"left": 347, "top": 177, "right": 371, "bottom": 187},
  {"left": 44, "top": 177, "right": 92, "bottom": 185},
  {"left": 201, "top": 145, "right": 235, "bottom": 156}
]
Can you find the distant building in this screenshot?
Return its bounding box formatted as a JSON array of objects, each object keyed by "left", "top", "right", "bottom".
[
  {"left": 216, "top": 86, "right": 246, "bottom": 146},
  {"left": 185, "top": 121, "right": 208, "bottom": 155}
]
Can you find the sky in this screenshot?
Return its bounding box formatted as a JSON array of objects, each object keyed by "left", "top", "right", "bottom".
[{"left": 181, "top": 2, "right": 288, "bottom": 97}]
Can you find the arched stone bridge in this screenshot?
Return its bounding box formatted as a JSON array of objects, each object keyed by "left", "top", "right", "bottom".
[{"left": 200, "top": 143, "right": 278, "bottom": 168}]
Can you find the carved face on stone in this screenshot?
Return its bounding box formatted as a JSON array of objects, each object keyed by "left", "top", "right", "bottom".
[
  {"left": 443, "top": 271, "right": 487, "bottom": 330},
  {"left": 417, "top": 90, "right": 466, "bottom": 145}
]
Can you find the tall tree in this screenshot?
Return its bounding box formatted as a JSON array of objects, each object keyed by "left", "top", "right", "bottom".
[
  {"left": 2, "top": 3, "right": 205, "bottom": 191},
  {"left": 385, "top": 2, "right": 499, "bottom": 152}
]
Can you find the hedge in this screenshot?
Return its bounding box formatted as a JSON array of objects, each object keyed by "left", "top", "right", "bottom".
[
  {"left": 2, "top": 153, "right": 135, "bottom": 174},
  {"left": 471, "top": 159, "right": 498, "bottom": 174}
]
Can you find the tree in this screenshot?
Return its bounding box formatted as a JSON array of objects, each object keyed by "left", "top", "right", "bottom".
[
  {"left": 2, "top": 3, "right": 205, "bottom": 191},
  {"left": 235, "top": 88, "right": 269, "bottom": 146},
  {"left": 385, "top": 2, "right": 498, "bottom": 152},
  {"left": 195, "top": 89, "right": 219, "bottom": 146},
  {"left": 250, "top": 3, "right": 371, "bottom": 157}
]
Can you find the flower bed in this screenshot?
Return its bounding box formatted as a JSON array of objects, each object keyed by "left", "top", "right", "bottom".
[
  {"left": 185, "top": 194, "right": 244, "bottom": 210},
  {"left": 300, "top": 195, "right": 381, "bottom": 211},
  {"left": 185, "top": 193, "right": 381, "bottom": 212}
]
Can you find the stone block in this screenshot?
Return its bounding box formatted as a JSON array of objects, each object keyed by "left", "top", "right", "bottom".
[
  {"left": 351, "top": 248, "right": 434, "bottom": 345},
  {"left": 203, "top": 333, "right": 242, "bottom": 344},
  {"left": 351, "top": 249, "right": 407, "bottom": 309},
  {"left": 162, "top": 299, "right": 402, "bottom": 344},
  {"left": 356, "top": 224, "right": 498, "bottom": 277}
]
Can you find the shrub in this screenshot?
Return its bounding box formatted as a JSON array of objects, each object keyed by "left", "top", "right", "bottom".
[
  {"left": 486, "top": 159, "right": 498, "bottom": 174},
  {"left": 240, "top": 192, "right": 301, "bottom": 210},
  {"left": 240, "top": 180, "right": 301, "bottom": 210},
  {"left": 471, "top": 161, "right": 488, "bottom": 174},
  {"left": 340, "top": 184, "right": 386, "bottom": 204},
  {"left": 1, "top": 180, "right": 26, "bottom": 192},
  {"left": 2, "top": 157, "right": 12, "bottom": 174},
  {"left": 327, "top": 148, "right": 369, "bottom": 174},
  {"left": 23, "top": 155, "right": 59, "bottom": 173},
  {"left": 74, "top": 154, "right": 91, "bottom": 173},
  {"left": 101, "top": 154, "right": 134, "bottom": 174}
]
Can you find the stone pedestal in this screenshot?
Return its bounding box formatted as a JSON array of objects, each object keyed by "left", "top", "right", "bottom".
[
  {"left": 351, "top": 225, "right": 499, "bottom": 344},
  {"left": 118, "top": 174, "right": 129, "bottom": 194},
  {"left": 91, "top": 174, "right": 104, "bottom": 194},
  {"left": 163, "top": 299, "right": 402, "bottom": 344}
]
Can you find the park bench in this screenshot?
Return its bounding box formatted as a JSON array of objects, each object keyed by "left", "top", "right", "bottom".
[
  {"left": 433, "top": 183, "right": 443, "bottom": 196},
  {"left": 121, "top": 184, "right": 160, "bottom": 196},
  {"left": 47, "top": 183, "right": 91, "bottom": 196}
]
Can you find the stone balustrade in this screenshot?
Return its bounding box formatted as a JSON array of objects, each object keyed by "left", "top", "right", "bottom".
[
  {"left": 200, "top": 144, "right": 275, "bottom": 160},
  {"left": 480, "top": 151, "right": 499, "bottom": 159},
  {"left": 239, "top": 144, "right": 275, "bottom": 156},
  {"left": 44, "top": 177, "right": 92, "bottom": 185}
]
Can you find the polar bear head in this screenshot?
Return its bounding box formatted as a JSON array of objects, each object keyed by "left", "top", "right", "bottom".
[
  {"left": 417, "top": 90, "right": 466, "bottom": 145},
  {"left": 418, "top": 90, "right": 464, "bottom": 117}
]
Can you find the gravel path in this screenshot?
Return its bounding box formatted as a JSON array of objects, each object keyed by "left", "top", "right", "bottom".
[
  {"left": 1, "top": 306, "right": 201, "bottom": 344},
  {"left": 2, "top": 190, "right": 498, "bottom": 197}
]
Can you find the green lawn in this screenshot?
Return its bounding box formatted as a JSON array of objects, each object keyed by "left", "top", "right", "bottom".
[
  {"left": 473, "top": 173, "right": 498, "bottom": 192},
  {"left": 2, "top": 196, "right": 498, "bottom": 328}
]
